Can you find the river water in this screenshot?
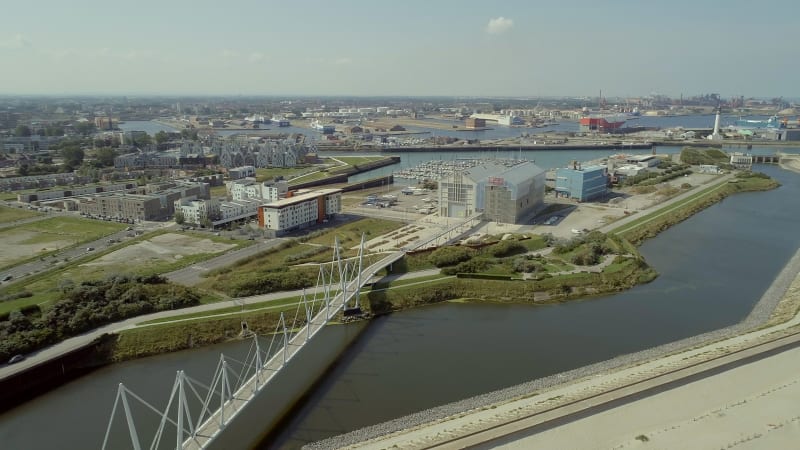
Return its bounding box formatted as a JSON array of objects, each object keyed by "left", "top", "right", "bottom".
[{"left": 1, "top": 156, "right": 799, "bottom": 449}]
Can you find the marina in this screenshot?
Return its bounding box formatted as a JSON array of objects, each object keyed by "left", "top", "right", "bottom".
[{"left": 392, "top": 158, "right": 528, "bottom": 183}]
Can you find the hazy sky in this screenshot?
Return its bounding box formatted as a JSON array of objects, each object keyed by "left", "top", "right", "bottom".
[{"left": 1, "top": 0, "right": 797, "bottom": 98}]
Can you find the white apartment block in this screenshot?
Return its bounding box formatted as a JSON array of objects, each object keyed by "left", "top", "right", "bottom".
[
  {"left": 258, "top": 188, "right": 342, "bottom": 236},
  {"left": 229, "top": 178, "right": 288, "bottom": 202},
  {"left": 174, "top": 197, "right": 219, "bottom": 225}
]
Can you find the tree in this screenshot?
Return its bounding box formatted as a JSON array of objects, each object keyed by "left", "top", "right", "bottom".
[
  {"left": 154, "top": 130, "right": 169, "bottom": 144},
  {"left": 174, "top": 211, "right": 185, "bottom": 225},
  {"left": 74, "top": 122, "right": 96, "bottom": 135},
  {"left": 94, "top": 147, "right": 117, "bottom": 167},
  {"left": 14, "top": 125, "right": 31, "bottom": 137},
  {"left": 61, "top": 146, "right": 85, "bottom": 167},
  {"left": 17, "top": 164, "right": 29, "bottom": 176}
]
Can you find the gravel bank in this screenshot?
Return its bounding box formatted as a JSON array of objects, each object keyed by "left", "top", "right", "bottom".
[{"left": 307, "top": 245, "right": 800, "bottom": 449}]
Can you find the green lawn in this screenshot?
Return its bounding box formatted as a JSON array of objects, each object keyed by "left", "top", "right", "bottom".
[
  {"left": 256, "top": 166, "right": 311, "bottom": 182},
  {"left": 209, "top": 184, "right": 228, "bottom": 198},
  {"left": 334, "top": 155, "right": 386, "bottom": 166},
  {"left": 0, "top": 205, "right": 43, "bottom": 224}
]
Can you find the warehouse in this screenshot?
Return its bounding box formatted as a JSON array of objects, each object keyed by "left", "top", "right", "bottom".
[
  {"left": 437, "top": 161, "right": 545, "bottom": 224},
  {"left": 555, "top": 164, "right": 609, "bottom": 202}
]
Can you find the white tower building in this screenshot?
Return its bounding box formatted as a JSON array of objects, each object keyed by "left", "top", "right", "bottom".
[{"left": 709, "top": 108, "right": 723, "bottom": 141}]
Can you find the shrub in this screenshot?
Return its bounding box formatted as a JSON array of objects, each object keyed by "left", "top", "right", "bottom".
[
  {"left": 487, "top": 240, "right": 527, "bottom": 258},
  {"left": 441, "top": 258, "right": 491, "bottom": 275},
  {"left": 428, "top": 246, "right": 476, "bottom": 267},
  {"left": 511, "top": 256, "right": 540, "bottom": 273}
]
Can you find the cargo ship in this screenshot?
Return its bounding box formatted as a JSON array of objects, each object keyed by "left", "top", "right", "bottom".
[
  {"left": 272, "top": 116, "right": 290, "bottom": 127},
  {"left": 579, "top": 114, "right": 627, "bottom": 132},
  {"left": 310, "top": 119, "right": 336, "bottom": 134}
]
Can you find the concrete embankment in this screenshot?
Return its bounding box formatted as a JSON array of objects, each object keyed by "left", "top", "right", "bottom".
[
  {"left": 0, "top": 335, "right": 114, "bottom": 413},
  {"left": 309, "top": 245, "right": 800, "bottom": 449}
]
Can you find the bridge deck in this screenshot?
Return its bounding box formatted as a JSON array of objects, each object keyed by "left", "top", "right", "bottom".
[{"left": 183, "top": 251, "right": 405, "bottom": 449}]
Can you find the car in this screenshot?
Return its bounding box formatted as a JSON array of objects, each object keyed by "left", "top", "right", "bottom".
[
  {"left": 86, "top": 247, "right": 95, "bottom": 251},
  {"left": 8, "top": 354, "right": 25, "bottom": 364},
  {"left": 2, "top": 275, "right": 12, "bottom": 281}
]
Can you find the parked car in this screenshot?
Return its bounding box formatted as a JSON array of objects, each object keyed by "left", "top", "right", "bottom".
[
  {"left": 2, "top": 274, "right": 12, "bottom": 282},
  {"left": 8, "top": 354, "right": 25, "bottom": 364}
]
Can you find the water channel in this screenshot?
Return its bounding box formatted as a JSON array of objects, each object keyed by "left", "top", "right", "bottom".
[{"left": 1, "top": 158, "right": 799, "bottom": 449}]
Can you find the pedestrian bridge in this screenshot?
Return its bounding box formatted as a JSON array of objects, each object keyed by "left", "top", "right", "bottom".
[{"left": 103, "top": 213, "right": 483, "bottom": 450}]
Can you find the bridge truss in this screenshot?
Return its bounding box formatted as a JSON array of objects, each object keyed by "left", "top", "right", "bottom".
[{"left": 102, "top": 235, "right": 369, "bottom": 450}]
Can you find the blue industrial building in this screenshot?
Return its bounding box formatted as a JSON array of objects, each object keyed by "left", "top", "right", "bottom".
[{"left": 555, "top": 164, "right": 608, "bottom": 201}]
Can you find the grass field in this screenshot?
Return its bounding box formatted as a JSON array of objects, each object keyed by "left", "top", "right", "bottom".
[
  {"left": 0, "top": 230, "right": 246, "bottom": 314},
  {"left": 0, "top": 205, "right": 43, "bottom": 224},
  {"left": 0, "top": 216, "right": 127, "bottom": 270},
  {"left": 197, "top": 218, "right": 404, "bottom": 296}
]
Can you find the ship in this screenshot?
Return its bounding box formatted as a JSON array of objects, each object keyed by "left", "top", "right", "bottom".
[
  {"left": 310, "top": 119, "right": 336, "bottom": 134},
  {"left": 272, "top": 116, "right": 290, "bottom": 127},
  {"left": 734, "top": 115, "right": 783, "bottom": 129},
  {"left": 579, "top": 114, "right": 627, "bottom": 133}
]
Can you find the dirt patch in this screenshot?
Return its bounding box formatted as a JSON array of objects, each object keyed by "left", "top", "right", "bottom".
[
  {"left": 0, "top": 229, "right": 74, "bottom": 267},
  {"left": 83, "top": 233, "right": 236, "bottom": 268}
]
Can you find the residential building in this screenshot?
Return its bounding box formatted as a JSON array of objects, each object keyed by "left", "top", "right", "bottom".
[
  {"left": 229, "top": 178, "right": 288, "bottom": 202},
  {"left": 258, "top": 188, "right": 342, "bottom": 237},
  {"left": 437, "top": 161, "right": 545, "bottom": 223},
  {"left": 174, "top": 197, "right": 220, "bottom": 225},
  {"left": 228, "top": 166, "right": 256, "bottom": 180},
  {"left": 555, "top": 164, "right": 609, "bottom": 202}
]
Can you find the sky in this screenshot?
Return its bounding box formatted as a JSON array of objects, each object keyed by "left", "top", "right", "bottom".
[{"left": 0, "top": 0, "right": 798, "bottom": 98}]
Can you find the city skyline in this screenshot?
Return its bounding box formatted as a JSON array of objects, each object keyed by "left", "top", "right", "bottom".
[{"left": 1, "top": 0, "right": 799, "bottom": 98}]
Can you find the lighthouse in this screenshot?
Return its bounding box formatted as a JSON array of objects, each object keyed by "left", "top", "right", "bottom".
[{"left": 709, "top": 107, "right": 723, "bottom": 141}]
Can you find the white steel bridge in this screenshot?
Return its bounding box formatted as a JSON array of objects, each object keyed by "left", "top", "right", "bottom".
[{"left": 103, "top": 213, "right": 482, "bottom": 450}]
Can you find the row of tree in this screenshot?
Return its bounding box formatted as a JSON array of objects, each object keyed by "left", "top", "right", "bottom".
[{"left": 0, "top": 275, "right": 200, "bottom": 361}]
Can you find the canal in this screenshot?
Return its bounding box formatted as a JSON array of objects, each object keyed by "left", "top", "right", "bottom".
[{"left": 0, "top": 162, "right": 799, "bottom": 449}]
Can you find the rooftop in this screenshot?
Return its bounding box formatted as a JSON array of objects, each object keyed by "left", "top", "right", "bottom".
[
  {"left": 462, "top": 160, "right": 544, "bottom": 185},
  {"left": 262, "top": 188, "right": 342, "bottom": 208}
]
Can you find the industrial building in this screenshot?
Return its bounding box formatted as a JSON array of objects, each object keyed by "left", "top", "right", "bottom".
[
  {"left": 555, "top": 164, "right": 609, "bottom": 202},
  {"left": 257, "top": 188, "right": 342, "bottom": 237},
  {"left": 437, "top": 161, "right": 545, "bottom": 224},
  {"left": 465, "top": 117, "right": 486, "bottom": 129}
]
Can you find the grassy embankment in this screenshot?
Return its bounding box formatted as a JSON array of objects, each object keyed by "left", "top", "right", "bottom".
[
  {"left": 287, "top": 155, "right": 393, "bottom": 185},
  {"left": 614, "top": 171, "right": 779, "bottom": 245},
  {"left": 109, "top": 231, "right": 654, "bottom": 360}
]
